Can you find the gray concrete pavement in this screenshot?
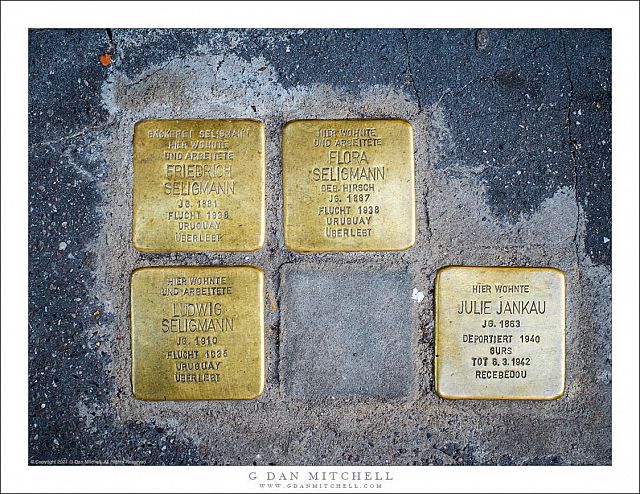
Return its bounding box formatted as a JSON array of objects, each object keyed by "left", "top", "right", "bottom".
[{"left": 28, "top": 28, "right": 611, "bottom": 465}]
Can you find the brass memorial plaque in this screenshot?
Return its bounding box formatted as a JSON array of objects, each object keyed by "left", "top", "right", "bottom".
[
  {"left": 435, "top": 266, "right": 565, "bottom": 400},
  {"left": 282, "top": 119, "right": 416, "bottom": 252},
  {"left": 130, "top": 266, "right": 265, "bottom": 400},
  {"left": 133, "top": 119, "right": 265, "bottom": 252}
]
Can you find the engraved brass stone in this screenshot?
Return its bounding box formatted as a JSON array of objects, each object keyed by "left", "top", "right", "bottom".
[
  {"left": 282, "top": 119, "right": 416, "bottom": 252},
  {"left": 435, "top": 266, "right": 566, "bottom": 400},
  {"left": 133, "top": 119, "right": 265, "bottom": 252},
  {"left": 130, "top": 266, "right": 265, "bottom": 400}
]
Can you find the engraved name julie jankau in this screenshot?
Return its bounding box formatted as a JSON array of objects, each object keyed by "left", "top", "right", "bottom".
[
  {"left": 456, "top": 283, "right": 545, "bottom": 380},
  {"left": 458, "top": 283, "right": 546, "bottom": 317},
  {"left": 435, "top": 267, "right": 565, "bottom": 400}
]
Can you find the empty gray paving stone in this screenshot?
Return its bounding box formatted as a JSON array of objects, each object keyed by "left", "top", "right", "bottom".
[{"left": 280, "top": 264, "right": 416, "bottom": 398}]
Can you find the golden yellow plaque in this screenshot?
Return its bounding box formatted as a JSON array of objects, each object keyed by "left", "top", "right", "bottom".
[
  {"left": 282, "top": 119, "right": 416, "bottom": 252},
  {"left": 130, "top": 266, "right": 265, "bottom": 400},
  {"left": 435, "top": 266, "right": 566, "bottom": 400},
  {"left": 133, "top": 119, "right": 265, "bottom": 252}
]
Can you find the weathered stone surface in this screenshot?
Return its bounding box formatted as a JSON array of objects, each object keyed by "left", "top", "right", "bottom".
[{"left": 280, "top": 264, "right": 415, "bottom": 398}]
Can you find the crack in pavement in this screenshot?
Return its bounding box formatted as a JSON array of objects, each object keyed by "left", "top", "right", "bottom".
[
  {"left": 559, "top": 29, "right": 582, "bottom": 272},
  {"left": 29, "top": 114, "right": 119, "bottom": 150},
  {"left": 429, "top": 76, "right": 491, "bottom": 112},
  {"left": 401, "top": 29, "right": 423, "bottom": 113}
]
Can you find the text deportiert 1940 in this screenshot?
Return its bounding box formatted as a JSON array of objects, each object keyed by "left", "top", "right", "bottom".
[{"left": 435, "top": 266, "right": 566, "bottom": 400}]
